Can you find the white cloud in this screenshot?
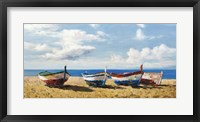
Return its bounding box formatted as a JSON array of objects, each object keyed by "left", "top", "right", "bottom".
[
  {"left": 24, "top": 24, "right": 60, "bottom": 38},
  {"left": 140, "top": 60, "right": 176, "bottom": 69},
  {"left": 24, "top": 42, "right": 49, "bottom": 51},
  {"left": 136, "top": 24, "right": 145, "bottom": 28},
  {"left": 97, "top": 31, "right": 106, "bottom": 37},
  {"left": 110, "top": 44, "right": 176, "bottom": 68},
  {"left": 42, "top": 45, "right": 96, "bottom": 60},
  {"left": 89, "top": 24, "right": 99, "bottom": 29},
  {"left": 24, "top": 24, "right": 59, "bottom": 32},
  {"left": 110, "top": 55, "right": 125, "bottom": 63},
  {"left": 24, "top": 24, "right": 108, "bottom": 61},
  {"left": 56, "top": 30, "right": 108, "bottom": 47},
  {"left": 60, "top": 30, "right": 99, "bottom": 44},
  {"left": 42, "top": 29, "right": 106, "bottom": 60},
  {"left": 134, "top": 29, "right": 146, "bottom": 40},
  {"left": 134, "top": 29, "right": 163, "bottom": 41},
  {"left": 127, "top": 44, "right": 176, "bottom": 63},
  {"left": 148, "top": 35, "right": 163, "bottom": 40}
]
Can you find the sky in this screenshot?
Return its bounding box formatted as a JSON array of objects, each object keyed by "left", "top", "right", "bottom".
[{"left": 24, "top": 23, "right": 176, "bottom": 69}]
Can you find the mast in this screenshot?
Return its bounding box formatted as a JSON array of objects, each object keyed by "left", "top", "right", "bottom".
[
  {"left": 104, "top": 66, "right": 107, "bottom": 73},
  {"left": 140, "top": 64, "right": 143, "bottom": 73},
  {"left": 64, "top": 65, "right": 66, "bottom": 81}
]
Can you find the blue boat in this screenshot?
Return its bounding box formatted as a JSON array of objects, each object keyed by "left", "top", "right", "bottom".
[{"left": 109, "top": 65, "right": 143, "bottom": 87}]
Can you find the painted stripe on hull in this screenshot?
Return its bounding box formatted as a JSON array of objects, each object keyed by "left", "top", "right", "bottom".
[
  {"left": 38, "top": 74, "right": 70, "bottom": 86},
  {"left": 38, "top": 75, "right": 48, "bottom": 80},
  {"left": 82, "top": 75, "right": 107, "bottom": 81},
  {"left": 81, "top": 73, "right": 105, "bottom": 77},
  {"left": 85, "top": 80, "right": 106, "bottom": 87},
  {"left": 111, "top": 74, "right": 142, "bottom": 81},
  {"left": 114, "top": 80, "right": 140, "bottom": 86},
  {"left": 82, "top": 73, "right": 107, "bottom": 87}
]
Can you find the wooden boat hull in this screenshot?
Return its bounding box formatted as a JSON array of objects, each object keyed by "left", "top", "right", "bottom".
[
  {"left": 42, "top": 78, "right": 66, "bottom": 86},
  {"left": 109, "top": 64, "right": 144, "bottom": 86},
  {"left": 111, "top": 73, "right": 143, "bottom": 86},
  {"left": 141, "top": 72, "right": 163, "bottom": 86},
  {"left": 81, "top": 73, "right": 107, "bottom": 87},
  {"left": 85, "top": 80, "right": 106, "bottom": 87},
  {"left": 38, "top": 71, "right": 70, "bottom": 87}
]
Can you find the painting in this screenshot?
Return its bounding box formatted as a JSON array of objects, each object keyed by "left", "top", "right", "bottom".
[{"left": 24, "top": 23, "right": 176, "bottom": 98}]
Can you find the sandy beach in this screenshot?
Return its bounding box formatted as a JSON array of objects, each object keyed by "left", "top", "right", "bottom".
[{"left": 24, "top": 76, "right": 176, "bottom": 98}]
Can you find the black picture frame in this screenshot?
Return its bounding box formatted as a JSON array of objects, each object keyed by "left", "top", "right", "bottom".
[{"left": 0, "top": 0, "right": 199, "bottom": 122}]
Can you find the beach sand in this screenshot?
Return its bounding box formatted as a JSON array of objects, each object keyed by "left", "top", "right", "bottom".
[{"left": 24, "top": 76, "right": 176, "bottom": 98}]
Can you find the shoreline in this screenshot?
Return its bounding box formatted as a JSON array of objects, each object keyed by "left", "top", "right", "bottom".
[
  {"left": 24, "top": 76, "right": 176, "bottom": 85},
  {"left": 24, "top": 76, "right": 176, "bottom": 81}
]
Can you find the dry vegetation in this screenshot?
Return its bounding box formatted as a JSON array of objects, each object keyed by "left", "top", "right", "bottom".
[{"left": 24, "top": 76, "right": 176, "bottom": 98}]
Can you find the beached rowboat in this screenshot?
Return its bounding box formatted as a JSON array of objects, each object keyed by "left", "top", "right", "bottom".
[
  {"left": 81, "top": 68, "right": 108, "bottom": 87},
  {"left": 38, "top": 66, "right": 70, "bottom": 87},
  {"left": 109, "top": 65, "right": 143, "bottom": 86},
  {"left": 141, "top": 71, "right": 163, "bottom": 86}
]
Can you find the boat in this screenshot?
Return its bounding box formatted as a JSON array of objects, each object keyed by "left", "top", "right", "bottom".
[
  {"left": 81, "top": 68, "right": 108, "bottom": 87},
  {"left": 141, "top": 71, "right": 163, "bottom": 86},
  {"left": 109, "top": 65, "right": 143, "bottom": 86},
  {"left": 38, "top": 66, "right": 70, "bottom": 87}
]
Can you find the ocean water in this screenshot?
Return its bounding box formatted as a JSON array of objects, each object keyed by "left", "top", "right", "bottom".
[{"left": 24, "top": 69, "right": 176, "bottom": 79}]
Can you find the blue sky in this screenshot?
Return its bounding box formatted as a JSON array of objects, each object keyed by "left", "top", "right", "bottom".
[{"left": 24, "top": 23, "right": 176, "bottom": 69}]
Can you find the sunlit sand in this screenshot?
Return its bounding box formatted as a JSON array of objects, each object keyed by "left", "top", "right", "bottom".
[{"left": 24, "top": 76, "right": 176, "bottom": 98}]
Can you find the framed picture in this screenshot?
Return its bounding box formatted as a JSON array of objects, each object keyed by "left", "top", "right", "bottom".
[{"left": 0, "top": 0, "right": 199, "bottom": 121}]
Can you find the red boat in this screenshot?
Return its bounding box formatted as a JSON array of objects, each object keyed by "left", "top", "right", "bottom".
[
  {"left": 38, "top": 66, "right": 70, "bottom": 87},
  {"left": 109, "top": 65, "right": 144, "bottom": 86}
]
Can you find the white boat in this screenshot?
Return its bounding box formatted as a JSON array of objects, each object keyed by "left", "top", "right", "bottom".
[
  {"left": 141, "top": 71, "right": 163, "bottom": 85},
  {"left": 81, "top": 68, "right": 108, "bottom": 87}
]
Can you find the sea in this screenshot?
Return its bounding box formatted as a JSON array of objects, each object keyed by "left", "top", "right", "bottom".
[{"left": 24, "top": 69, "right": 176, "bottom": 79}]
